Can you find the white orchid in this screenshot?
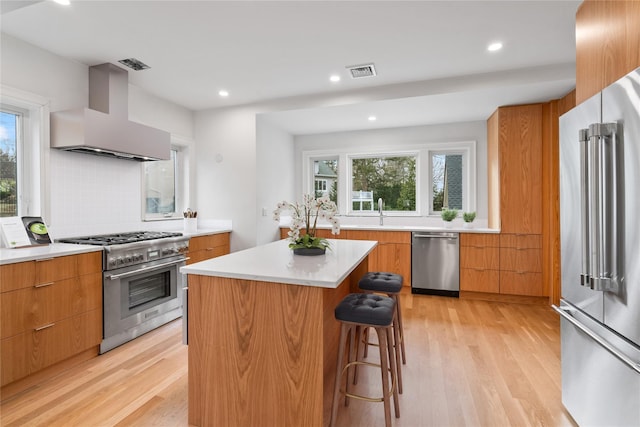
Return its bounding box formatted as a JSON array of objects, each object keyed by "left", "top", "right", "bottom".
[{"left": 273, "top": 194, "right": 340, "bottom": 249}]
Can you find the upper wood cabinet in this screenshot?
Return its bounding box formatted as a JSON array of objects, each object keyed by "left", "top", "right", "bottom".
[
  {"left": 576, "top": 0, "right": 640, "bottom": 104},
  {"left": 488, "top": 104, "right": 543, "bottom": 235}
]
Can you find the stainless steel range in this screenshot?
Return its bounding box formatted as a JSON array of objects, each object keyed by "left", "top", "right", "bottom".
[{"left": 58, "top": 231, "right": 189, "bottom": 353}]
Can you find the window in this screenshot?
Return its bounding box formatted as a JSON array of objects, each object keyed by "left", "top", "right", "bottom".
[
  {"left": 302, "top": 141, "right": 475, "bottom": 217},
  {"left": 0, "top": 109, "right": 20, "bottom": 217},
  {"left": 312, "top": 159, "right": 338, "bottom": 203},
  {"left": 431, "top": 153, "right": 463, "bottom": 212},
  {"left": 143, "top": 142, "right": 189, "bottom": 220},
  {"left": 350, "top": 155, "right": 416, "bottom": 213}
]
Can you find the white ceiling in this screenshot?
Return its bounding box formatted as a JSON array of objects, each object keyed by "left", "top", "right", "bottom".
[{"left": 0, "top": 0, "right": 581, "bottom": 135}]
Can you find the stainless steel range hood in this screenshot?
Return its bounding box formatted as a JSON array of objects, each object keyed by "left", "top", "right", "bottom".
[{"left": 51, "top": 63, "right": 170, "bottom": 161}]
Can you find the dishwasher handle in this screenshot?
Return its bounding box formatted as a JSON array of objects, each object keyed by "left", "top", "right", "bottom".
[{"left": 413, "top": 233, "right": 458, "bottom": 239}]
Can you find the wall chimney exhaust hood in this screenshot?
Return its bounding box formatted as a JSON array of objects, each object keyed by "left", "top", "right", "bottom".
[{"left": 51, "top": 63, "right": 170, "bottom": 161}]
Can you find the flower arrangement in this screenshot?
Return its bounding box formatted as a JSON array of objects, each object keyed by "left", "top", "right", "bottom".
[{"left": 273, "top": 194, "right": 340, "bottom": 250}]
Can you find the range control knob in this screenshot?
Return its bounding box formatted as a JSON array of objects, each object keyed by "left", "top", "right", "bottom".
[
  {"left": 125, "top": 255, "right": 133, "bottom": 264},
  {"left": 116, "top": 256, "right": 124, "bottom": 266},
  {"left": 134, "top": 253, "right": 144, "bottom": 262},
  {"left": 108, "top": 257, "right": 117, "bottom": 269}
]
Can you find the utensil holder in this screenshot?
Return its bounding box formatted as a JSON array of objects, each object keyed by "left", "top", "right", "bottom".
[{"left": 184, "top": 218, "right": 197, "bottom": 233}]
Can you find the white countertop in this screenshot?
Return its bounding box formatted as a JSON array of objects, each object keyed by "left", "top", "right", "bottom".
[
  {"left": 279, "top": 222, "right": 498, "bottom": 234},
  {"left": 178, "top": 227, "right": 232, "bottom": 237},
  {"left": 0, "top": 243, "right": 103, "bottom": 265},
  {"left": 181, "top": 238, "right": 377, "bottom": 289}
]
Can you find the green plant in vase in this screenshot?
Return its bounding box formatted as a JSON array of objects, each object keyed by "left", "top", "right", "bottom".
[
  {"left": 463, "top": 211, "right": 476, "bottom": 229},
  {"left": 441, "top": 208, "right": 458, "bottom": 228}
]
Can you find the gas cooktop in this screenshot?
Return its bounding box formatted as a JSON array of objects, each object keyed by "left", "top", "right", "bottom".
[{"left": 58, "top": 231, "right": 183, "bottom": 246}]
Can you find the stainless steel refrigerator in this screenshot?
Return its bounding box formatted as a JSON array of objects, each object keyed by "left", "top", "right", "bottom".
[{"left": 556, "top": 67, "right": 640, "bottom": 426}]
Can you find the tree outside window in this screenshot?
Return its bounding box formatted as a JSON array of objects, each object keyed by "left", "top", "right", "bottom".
[
  {"left": 0, "top": 111, "right": 19, "bottom": 217},
  {"left": 351, "top": 155, "right": 416, "bottom": 212}
]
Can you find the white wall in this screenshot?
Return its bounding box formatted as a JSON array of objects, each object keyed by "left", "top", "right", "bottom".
[
  {"left": 294, "top": 121, "right": 488, "bottom": 220},
  {"left": 0, "top": 34, "right": 195, "bottom": 238},
  {"left": 256, "top": 115, "right": 295, "bottom": 246},
  {"left": 194, "top": 106, "right": 258, "bottom": 251}
]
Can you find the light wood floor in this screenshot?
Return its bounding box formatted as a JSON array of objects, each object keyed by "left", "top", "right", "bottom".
[{"left": 0, "top": 290, "right": 577, "bottom": 427}]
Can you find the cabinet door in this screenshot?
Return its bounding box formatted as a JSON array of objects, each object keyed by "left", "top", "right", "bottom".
[
  {"left": 376, "top": 243, "right": 411, "bottom": 286},
  {"left": 499, "top": 104, "right": 543, "bottom": 234},
  {"left": 460, "top": 269, "right": 500, "bottom": 293}
]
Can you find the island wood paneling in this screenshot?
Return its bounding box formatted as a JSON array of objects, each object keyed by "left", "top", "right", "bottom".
[{"left": 188, "top": 256, "right": 367, "bottom": 427}]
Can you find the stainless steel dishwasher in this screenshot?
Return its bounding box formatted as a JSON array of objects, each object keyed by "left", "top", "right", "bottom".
[{"left": 411, "top": 232, "right": 459, "bottom": 297}]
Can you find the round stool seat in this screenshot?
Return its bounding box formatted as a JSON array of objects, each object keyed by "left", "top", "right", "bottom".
[
  {"left": 359, "top": 272, "right": 403, "bottom": 293},
  {"left": 335, "top": 293, "right": 395, "bottom": 326}
]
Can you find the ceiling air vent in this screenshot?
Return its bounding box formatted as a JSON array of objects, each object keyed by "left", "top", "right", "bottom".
[
  {"left": 346, "top": 63, "right": 376, "bottom": 79},
  {"left": 118, "top": 58, "right": 150, "bottom": 71}
]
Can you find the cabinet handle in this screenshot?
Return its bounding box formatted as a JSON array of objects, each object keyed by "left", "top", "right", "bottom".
[
  {"left": 35, "top": 258, "right": 55, "bottom": 262},
  {"left": 34, "top": 282, "right": 54, "bottom": 288},
  {"left": 205, "top": 247, "right": 214, "bottom": 251},
  {"left": 34, "top": 323, "right": 55, "bottom": 331}
]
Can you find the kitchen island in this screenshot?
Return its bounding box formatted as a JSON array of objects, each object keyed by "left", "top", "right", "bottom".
[{"left": 180, "top": 238, "right": 377, "bottom": 427}]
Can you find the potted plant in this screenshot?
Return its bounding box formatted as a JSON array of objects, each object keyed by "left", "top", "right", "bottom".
[
  {"left": 462, "top": 211, "right": 476, "bottom": 229},
  {"left": 440, "top": 208, "right": 458, "bottom": 228},
  {"left": 273, "top": 194, "right": 340, "bottom": 255}
]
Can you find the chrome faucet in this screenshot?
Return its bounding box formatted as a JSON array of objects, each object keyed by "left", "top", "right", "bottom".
[{"left": 378, "top": 198, "right": 384, "bottom": 225}]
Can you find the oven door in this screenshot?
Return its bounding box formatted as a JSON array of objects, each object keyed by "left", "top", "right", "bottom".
[{"left": 102, "top": 254, "right": 186, "bottom": 353}]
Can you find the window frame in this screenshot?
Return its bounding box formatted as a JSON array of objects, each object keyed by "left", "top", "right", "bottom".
[
  {"left": 302, "top": 140, "right": 476, "bottom": 217},
  {"left": 0, "top": 85, "right": 50, "bottom": 220},
  {"left": 142, "top": 136, "right": 191, "bottom": 221}
]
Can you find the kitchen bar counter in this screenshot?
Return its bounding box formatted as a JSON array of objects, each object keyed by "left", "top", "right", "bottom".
[
  {"left": 181, "top": 238, "right": 376, "bottom": 287},
  {"left": 0, "top": 243, "right": 103, "bottom": 265},
  {"left": 182, "top": 238, "right": 376, "bottom": 427}
]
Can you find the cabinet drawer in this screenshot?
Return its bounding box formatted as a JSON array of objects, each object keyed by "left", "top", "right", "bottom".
[
  {"left": 460, "top": 268, "right": 500, "bottom": 293},
  {"left": 499, "top": 234, "right": 542, "bottom": 249},
  {"left": 189, "top": 233, "right": 230, "bottom": 252},
  {"left": 187, "top": 246, "right": 229, "bottom": 264},
  {"left": 499, "top": 271, "right": 543, "bottom": 296},
  {"left": 460, "top": 233, "right": 500, "bottom": 247},
  {"left": 500, "top": 248, "right": 542, "bottom": 272},
  {"left": 1, "top": 308, "right": 102, "bottom": 387},
  {"left": 460, "top": 246, "right": 499, "bottom": 270},
  {"left": 0, "top": 262, "right": 36, "bottom": 293},
  {"left": 0, "top": 272, "right": 102, "bottom": 339}
]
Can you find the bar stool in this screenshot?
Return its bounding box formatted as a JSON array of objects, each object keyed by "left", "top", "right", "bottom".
[
  {"left": 330, "top": 293, "right": 400, "bottom": 427},
  {"left": 358, "top": 272, "right": 406, "bottom": 393}
]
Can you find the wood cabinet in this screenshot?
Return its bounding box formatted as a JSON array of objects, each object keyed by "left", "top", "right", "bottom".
[
  {"left": 186, "top": 233, "right": 231, "bottom": 264},
  {"left": 343, "top": 230, "right": 411, "bottom": 286},
  {"left": 460, "top": 233, "right": 500, "bottom": 293},
  {"left": 0, "top": 252, "right": 102, "bottom": 388},
  {"left": 489, "top": 104, "right": 543, "bottom": 234},
  {"left": 485, "top": 103, "right": 547, "bottom": 298},
  {"left": 576, "top": 0, "right": 640, "bottom": 104},
  {"left": 499, "top": 234, "right": 543, "bottom": 296}
]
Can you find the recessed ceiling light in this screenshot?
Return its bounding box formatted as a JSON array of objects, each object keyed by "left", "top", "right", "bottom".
[
  {"left": 368, "top": 116, "right": 377, "bottom": 122},
  {"left": 329, "top": 75, "right": 341, "bottom": 83},
  {"left": 53, "top": 0, "right": 71, "bottom": 5},
  {"left": 488, "top": 42, "right": 503, "bottom": 52},
  {"left": 218, "top": 90, "right": 229, "bottom": 97}
]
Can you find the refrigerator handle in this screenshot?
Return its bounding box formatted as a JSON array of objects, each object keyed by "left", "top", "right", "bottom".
[
  {"left": 583, "top": 123, "right": 620, "bottom": 293},
  {"left": 579, "top": 128, "right": 590, "bottom": 286},
  {"left": 553, "top": 305, "right": 640, "bottom": 374}
]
